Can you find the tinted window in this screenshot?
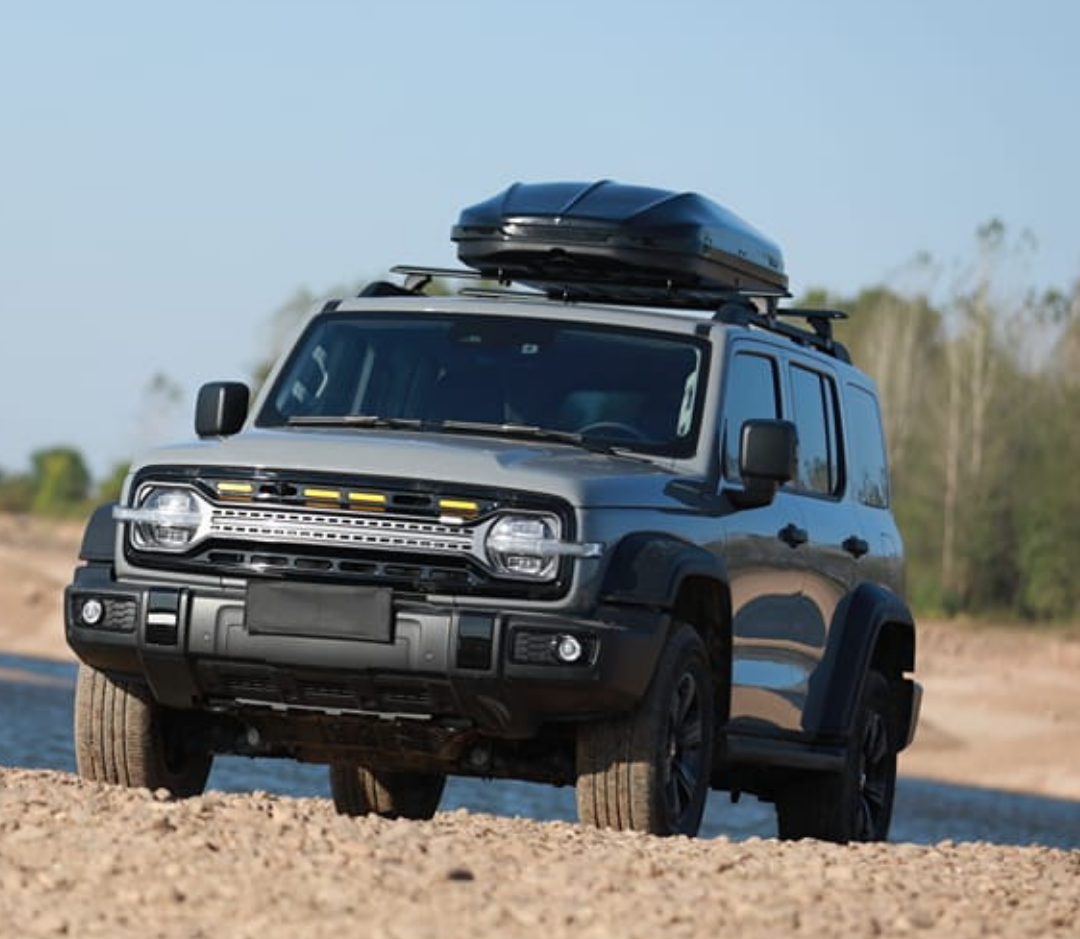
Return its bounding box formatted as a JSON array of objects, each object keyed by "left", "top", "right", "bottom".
[
  {"left": 722, "top": 352, "right": 780, "bottom": 481},
  {"left": 258, "top": 312, "right": 707, "bottom": 457},
  {"left": 846, "top": 385, "right": 890, "bottom": 507},
  {"left": 789, "top": 365, "right": 841, "bottom": 496}
]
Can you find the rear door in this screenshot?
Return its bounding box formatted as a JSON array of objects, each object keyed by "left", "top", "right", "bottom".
[{"left": 786, "top": 362, "right": 859, "bottom": 643}]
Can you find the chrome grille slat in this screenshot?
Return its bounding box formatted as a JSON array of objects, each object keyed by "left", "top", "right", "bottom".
[{"left": 209, "top": 507, "right": 475, "bottom": 556}]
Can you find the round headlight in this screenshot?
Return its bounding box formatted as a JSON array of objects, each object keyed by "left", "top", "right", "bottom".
[
  {"left": 116, "top": 486, "right": 209, "bottom": 552},
  {"left": 485, "top": 514, "right": 561, "bottom": 581}
]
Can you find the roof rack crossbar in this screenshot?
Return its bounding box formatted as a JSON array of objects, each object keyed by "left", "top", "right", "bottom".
[
  {"left": 390, "top": 265, "right": 487, "bottom": 282},
  {"left": 714, "top": 302, "right": 851, "bottom": 362}
]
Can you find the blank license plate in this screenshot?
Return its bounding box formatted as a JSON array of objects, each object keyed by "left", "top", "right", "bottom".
[{"left": 246, "top": 582, "right": 392, "bottom": 642}]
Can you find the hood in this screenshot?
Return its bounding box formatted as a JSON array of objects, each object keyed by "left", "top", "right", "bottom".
[{"left": 130, "top": 427, "right": 696, "bottom": 509}]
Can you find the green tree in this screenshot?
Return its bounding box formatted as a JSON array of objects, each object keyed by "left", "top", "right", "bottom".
[{"left": 29, "top": 446, "right": 91, "bottom": 515}]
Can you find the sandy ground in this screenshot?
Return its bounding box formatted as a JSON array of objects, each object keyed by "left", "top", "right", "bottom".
[
  {"left": 1, "top": 765, "right": 1077, "bottom": 939},
  {"left": 2, "top": 513, "right": 1079, "bottom": 938}
]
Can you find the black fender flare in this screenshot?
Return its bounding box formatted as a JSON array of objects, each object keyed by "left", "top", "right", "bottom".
[
  {"left": 598, "top": 532, "right": 732, "bottom": 714},
  {"left": 599, "top": 531, "right": 728, "bottom": 612},
  {"left": 80, "top": 502, "right": 119, "bottom": 563},
  {"left": 804, "top": 581, "right": 916, "bottom": 744}
]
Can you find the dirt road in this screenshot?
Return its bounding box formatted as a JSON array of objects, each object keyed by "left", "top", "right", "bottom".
[{"left": 1, "top": 766, "right": 1077, "bottom": 939}]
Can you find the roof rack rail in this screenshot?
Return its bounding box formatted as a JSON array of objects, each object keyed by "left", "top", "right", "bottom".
[
  {"left": 384, "top": 265, "right": 851, "bottom": 361},
  {"left": 459, "top": 286, "right": 546, "bottom": 302},
  {"left": 715, "top": 301, "right": 851, "bottom": 362}
]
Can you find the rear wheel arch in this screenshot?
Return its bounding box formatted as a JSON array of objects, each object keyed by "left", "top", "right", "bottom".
[{"left": 806, "top": 582, "right": 916, "bottom": 740}]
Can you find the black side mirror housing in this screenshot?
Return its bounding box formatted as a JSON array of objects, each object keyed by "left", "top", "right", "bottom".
[
  {"left": 195, "top": 382, "right": 250, "bottom": 438},
  {"left": 730, "top": 419, "right": 798, "bottom": 508}
]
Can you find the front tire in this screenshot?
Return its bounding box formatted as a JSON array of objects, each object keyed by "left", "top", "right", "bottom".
[
  {"left": 74, "top": 663, "right": 212, "bottom": 797},
  {"left": 775, "top": 669, "right": 897, "bottom": 842},
  {"left": 328, "top": 764, "right": 446, "bottom": 819},
  {"left": 576, "top": 622, "right": 715, "bottom": 836}
]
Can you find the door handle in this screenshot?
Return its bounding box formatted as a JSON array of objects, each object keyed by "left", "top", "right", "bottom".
[
  {"left": 843, "top": 535, "right": 870, "bottom": 558},
  {"left": 778, "top": 523, "right": 808, "bottom": 548}
]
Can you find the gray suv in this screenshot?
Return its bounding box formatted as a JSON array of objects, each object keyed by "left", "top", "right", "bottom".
[{"left": 65, "top": 181, "right": 920, "bottom": 841}]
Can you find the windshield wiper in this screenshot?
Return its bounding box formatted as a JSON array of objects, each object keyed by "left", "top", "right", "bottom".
[
  {"left": 285, "top": 415, "right": 425, "bottom": 430},
  {"left": 436, "top": 421, "right": 618, "bottom": 454},
  {"left": 283, "top": 415, "right": 650, "bottom": 460}
]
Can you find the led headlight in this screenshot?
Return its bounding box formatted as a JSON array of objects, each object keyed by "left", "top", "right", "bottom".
[
  {"left": 484, "top": 514, "right": 603, "bottom": 581},
  {"left": 114, "top": 486, "right": 211, "bottom": 552}
]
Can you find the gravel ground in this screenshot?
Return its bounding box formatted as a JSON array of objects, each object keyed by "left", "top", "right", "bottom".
[{"left": 1, "top": 767, "right": 1077, "bottom": 939}]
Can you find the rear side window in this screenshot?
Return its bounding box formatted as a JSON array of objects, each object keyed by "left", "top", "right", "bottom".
[
  {"left": 722, "top": 352, "right": 780, "bottom": 481},
  {"left": 845, "top": 385, "right": 890, "bottom": 508},
  {"left": 788, "top": 365, "right": 842, "bottom": 496}
]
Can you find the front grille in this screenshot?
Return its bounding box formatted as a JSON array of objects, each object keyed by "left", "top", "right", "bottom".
[
  {"left": 201, "top": 548, "right": 478, "bottom": 591},
  {"left": 125, "top": 467, "right": 573, "bottom": 600},
  {"left": 210, "top": 507, "right": 475, "bottom": 556}
]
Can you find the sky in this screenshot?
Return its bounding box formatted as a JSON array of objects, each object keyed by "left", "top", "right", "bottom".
[{"left": 2, "top": 0, "right": 1078, "bottom": 480}]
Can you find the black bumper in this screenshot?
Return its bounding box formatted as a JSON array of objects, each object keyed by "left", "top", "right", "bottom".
[{"left": 65, "top": 564, "right": 666, "bottom": 739}]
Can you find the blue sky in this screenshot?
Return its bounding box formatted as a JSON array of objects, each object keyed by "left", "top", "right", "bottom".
[{"left": 2, "top": 0, "right": 1077, "bottom": 479}]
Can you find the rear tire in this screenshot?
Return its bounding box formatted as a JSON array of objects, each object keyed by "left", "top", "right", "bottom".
[
  {"left": 74, "top": 663, "right": 212, "bottom": 797},
  {"left": 575, "top": 622, "right": 715, "bottom": 836},
  {"left": 328, "top": 764, "right": 446, "bottom": 819},
  {"left": 775, "top": 669, "right": 897, "bottom": 842}
]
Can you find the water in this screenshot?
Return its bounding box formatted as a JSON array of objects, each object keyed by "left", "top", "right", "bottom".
[{"left": 3, "top": 653, "right": 1078, "bottom": 848}]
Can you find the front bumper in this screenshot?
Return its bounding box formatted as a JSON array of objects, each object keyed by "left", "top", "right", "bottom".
[{"left": 65, "top": 564, "right": 665, "bottom": 740}]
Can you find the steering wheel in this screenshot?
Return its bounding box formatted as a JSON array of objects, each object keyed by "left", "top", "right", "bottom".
[{"left": 577, "top": 421, "right": 649, "bottom": 442}]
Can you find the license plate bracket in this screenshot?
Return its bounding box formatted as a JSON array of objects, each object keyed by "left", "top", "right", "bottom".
[{"left": 246, "top": 582, "right": 392, "bottom": 643}]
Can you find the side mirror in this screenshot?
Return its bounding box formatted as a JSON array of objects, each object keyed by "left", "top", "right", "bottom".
[
  {"left": 195, "top": 382, "right": 250, "bottom": 438},
  {"left": 730, "top": 419, "right": 797, "bottom": 508}
]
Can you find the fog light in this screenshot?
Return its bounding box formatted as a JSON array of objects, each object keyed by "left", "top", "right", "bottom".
[
  {"left": 555, "top": 634, "right": 584, "bottom": 664},
  {"left": 80, "top": 598, "right": 104, "bottom": 627}
]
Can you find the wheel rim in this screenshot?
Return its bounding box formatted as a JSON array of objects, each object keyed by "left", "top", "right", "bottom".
[
  {"left": 663, "top": 670, "right": 705, "bottom": 830},
  {"left": 855, "top": 709, "right": 892, "bottom": 839}
]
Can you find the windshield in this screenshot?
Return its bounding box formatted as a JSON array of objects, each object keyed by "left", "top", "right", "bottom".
[{"left": 258, "top": 311, "right": 708, "bottom": 456}]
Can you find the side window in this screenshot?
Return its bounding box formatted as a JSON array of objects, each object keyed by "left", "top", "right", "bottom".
[
  {"left": 722, "top": 351, "right": 780, "bottom": 481},
  {"left": 788, "top": 365, "right": 842, "bottom": 496},
  {"left": 846, "top": 385, "right": 890, "bottom": 508}
]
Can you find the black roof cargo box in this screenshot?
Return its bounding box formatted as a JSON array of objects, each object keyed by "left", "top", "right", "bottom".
[{"left": 452, "top": 180, "right": 788, "bottom": 300}]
